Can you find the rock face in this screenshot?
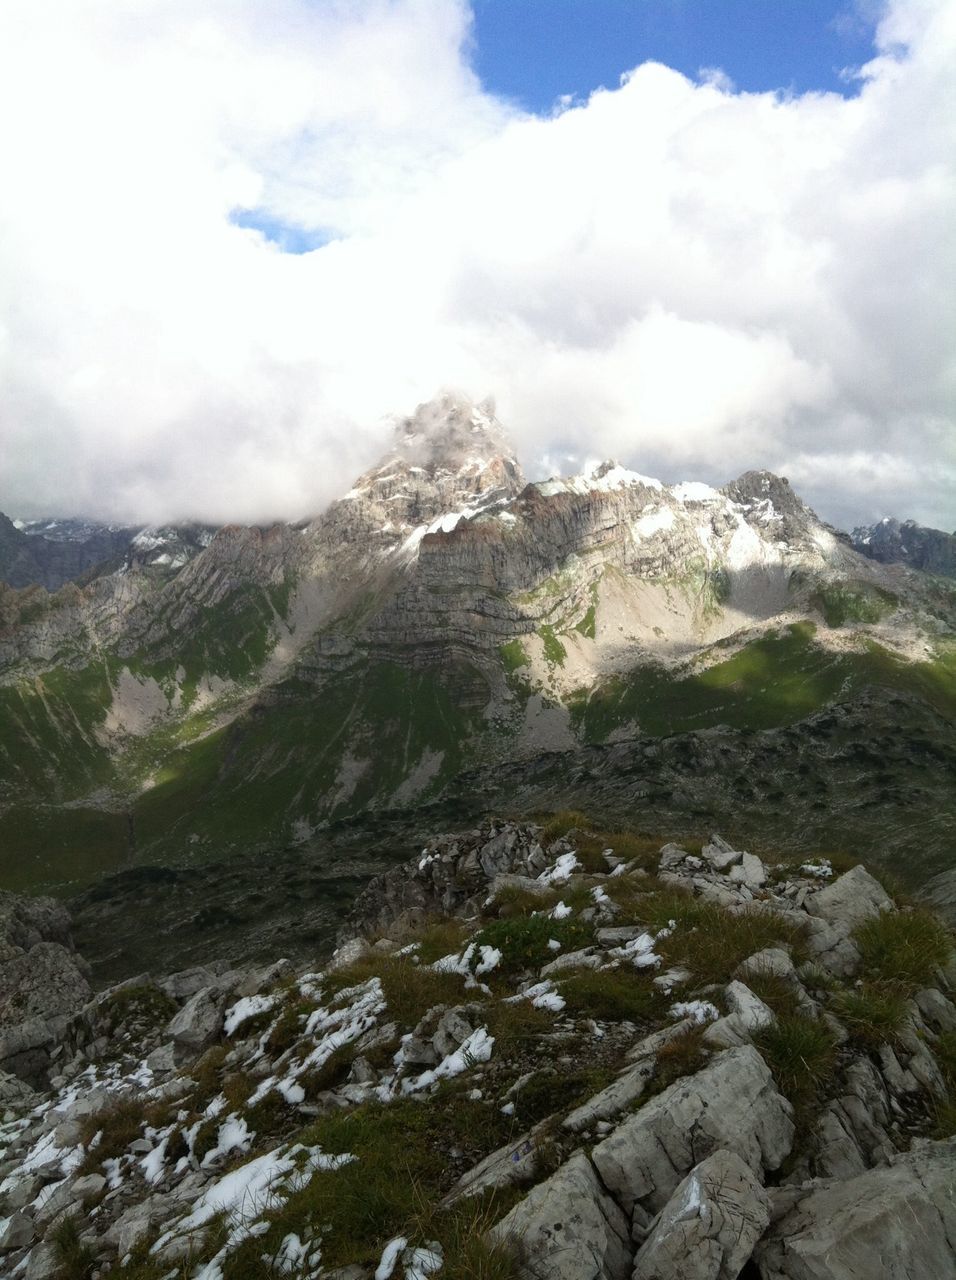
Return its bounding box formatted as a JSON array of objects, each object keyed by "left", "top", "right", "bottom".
[
  {"left": 758, "top": 1139, "right": 956, "bottom": 1279},
  {"left": 4, "top": 392, "right": 954, "bottom": 896},
  {"left": 0, "top": 892, "right": 91, "bottom": 1085}
]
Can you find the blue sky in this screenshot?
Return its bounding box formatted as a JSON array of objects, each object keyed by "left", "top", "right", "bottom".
[{"left": 470, "top": 0, "right": 877, "bottom": 108}]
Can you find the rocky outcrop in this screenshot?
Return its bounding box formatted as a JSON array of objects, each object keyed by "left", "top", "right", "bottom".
[
  {"left": 758, "top": 1139, "right": 956, "bottom": 1279},
  {"left": 0, "top": 893, "right": 91, "bottom": 1086}
]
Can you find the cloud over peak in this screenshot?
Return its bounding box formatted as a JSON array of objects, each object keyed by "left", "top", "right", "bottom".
[{"left": 0, "top": 0, "right": 953, "bottom": 531}]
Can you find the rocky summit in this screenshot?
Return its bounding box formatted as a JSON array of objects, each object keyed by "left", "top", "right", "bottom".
[
  {"left": 0, "top": 818, "right": 954, "bottom": 1278},
  {"left": 0, "top": 393, "right": 954, "bottom": 917}
]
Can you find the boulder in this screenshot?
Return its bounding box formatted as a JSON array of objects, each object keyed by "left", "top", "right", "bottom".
[
  {"left": 700, "top": 835, "right": 744, "bottom": 873},
  {"left": 0, "top": 1210, "right": 35, "bottom": 1250},
  {"left": 757, "top": 1138, "right": 956, "bottom": 1279},
  {"left": 441, "top": 1125, "right": 549, "bottom": 1206},
  {"left": 632, "top": 1149, "right": 771, "bottom": 1280},
  {"left": 591, "top": 1046, "right": 793, "bottom": 1214},
  {"left": 805, "top": 865, "right": 892, "bottom": 930},
  {"left": 165, "top": 985, "right": 228, "bottom": 1057},
  {"left": 729, "top": 853, "right": 767, "bottom": 889},
  {"left": 487, "top": 1151, "right": 632, "bottom": 1280}
]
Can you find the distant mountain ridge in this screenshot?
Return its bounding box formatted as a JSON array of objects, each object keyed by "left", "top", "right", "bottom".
[
  {"left": 0, "top": 393, "right": 953, "bottom": 899},
  {"left": 853, "top": 517, "right": 956, "bottom": 580}
]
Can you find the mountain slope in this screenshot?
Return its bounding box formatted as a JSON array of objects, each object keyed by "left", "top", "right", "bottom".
[{"left": 0, "top": 393, "right": 954, "bottom": 892}]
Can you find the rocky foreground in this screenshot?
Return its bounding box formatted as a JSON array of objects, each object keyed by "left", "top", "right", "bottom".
[{"left": 1, "top": 820, "right": 955, "bottom": 1279}]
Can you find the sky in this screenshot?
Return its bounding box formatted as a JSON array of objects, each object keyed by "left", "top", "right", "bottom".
[{"left": 0, "top": 0, "right": 953, "bottom": 532}]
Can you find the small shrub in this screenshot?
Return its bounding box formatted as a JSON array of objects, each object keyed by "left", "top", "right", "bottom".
[
  {"left": 831, "top": 983, "right": 909, "bottom": 1048},
  {"left": 854, "top": 909, "right": 953, "bottom": 990},
  {"left": 560, "top": 967, "right": 665, "bottom": 1024},
  {"left": 49, "top": 1214, "right": 97, "bottom": 1280},
  {"left": 755, "top": 1013, "right": 838, "bottom": 1128},
  {"left": 474, "top": 915, "right": 594, "bottom": 975}
]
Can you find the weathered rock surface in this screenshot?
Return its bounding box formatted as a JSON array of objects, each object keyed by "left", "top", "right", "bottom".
[
  {"left": 487, "top": 1150, "right": 632, "bottom": 1280},
  {"left": 591, "top": 1046, "right": 794, "bottom": 1214},
  {"left": 632, "top": 1149, "right": 771, "bottom": 1280},
  {"left": 758, "top": 1138, "right": 956, "bottom": 1279}
]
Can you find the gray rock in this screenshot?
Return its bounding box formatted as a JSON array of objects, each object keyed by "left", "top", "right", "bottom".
[
  {"left": 540, "top": 948, "right": 601, "bottom": 977},
  {"left": 432, "top": 1007, "right": 477, "bottom": 1059},
  {"left": 591, "top": 1045, "right": 793, "bottom": 1214},
  {"left": 487, "top": 1150, "right": 632, "bottom": 1280},
  {"left": 71, "top": 1173, "right": 106, "bottom": 1201},
  {"left": 658, "top": 843, "right": 692, "bottom": 871},
  {"left": 105, "top": 1194, "right": 181, "bottom": 1256},
  {"left": 233, "top": 958, "right": 294, "bottom": 999},
  {"left": 805, "top": 865, "right": 893, "bottom": 930},
  {"left": 700, "top": 835, "right": 744, "bottom": 872},
  {"left": 913, "top": 987, "right": 956, "bottom": 1034},
  {"left": 596, "top": 926, "right": 645, "bottom": 945},
  {"left": 802, "top": 916, "right": 861, "bottom": 977},
  {"left": 735, "top": 947, "right": 795, "bottom": 982},
  {"left": 562, "top": 1059, "right": 655, "bottom": 1132},
  {"left": 632, "top": 1149, "right": 771, "bottom": 1280},
  {"left": 729, "top": 853, "right": 767, "bottom": 890},
  {"left": 442, "top": 1125, "right": 549, "bottom": 1206},
  {"left": 326, "top": 938, "right": 371, "bottom": 972},
  {"left": 0, "top": 1210, "right": 35, "bottom": 1250},
  {"left": 757, "top": 1137, "right": 956, "bottom": 1279},
  {"left": 490, "top": 873, "right": 555, "bottom": 901},
  {"left": 24, "top": 1241, "right": 60, "bottom": 1280},
  {"left": 166, "top": 985, "right": 227, "bottom": 1057}
]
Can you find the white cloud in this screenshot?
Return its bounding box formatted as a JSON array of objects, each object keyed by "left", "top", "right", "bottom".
[{"left": 0, "top": 0, "right": 953, "bottom": 530}]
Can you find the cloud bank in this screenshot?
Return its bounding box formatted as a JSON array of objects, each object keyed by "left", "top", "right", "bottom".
[{"left": 0, "top": 0, "right": 953, "bottom": 530}]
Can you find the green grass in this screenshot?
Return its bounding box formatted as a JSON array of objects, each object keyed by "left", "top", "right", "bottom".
[
  {"left": 559, "top": 967, "right": 665, "bottom": 1023},
  {"left": 755, "top": 1013, "right": 839, "bottom": 1132},
  {"left": 569, "top": 623, "right": 956, "bottom": 741},
  {"left": 573, "top": 605, "right": 596, "bottom": 639},
  {"left": 814, "top": 583, "right": 898, "bottom": 628},
  {"left": 474, "top": 914, "right": 594, "bottom": 975},
  {"left": 538, "top": 625, "right": 567, "bottom": 667},
  {"left": 853, "top": 910, "right": 953, "bottom": 990},
  {"left": 499, "top": 639, "right": 528, "bottom": 675},
  {"left": 831, "top": 983, "right": 909, "bottom": 1048}
]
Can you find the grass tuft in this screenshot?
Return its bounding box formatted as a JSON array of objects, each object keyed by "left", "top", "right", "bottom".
[
  {"left": 854, "top": 909, "right": 953, "bottom": 990},
  {"left": 474, "top": 915, "right": 594, "bottom": 975},
  {"left": 559, "top": 967, "right": 665, "bottom": 1024},
  {"left": 831, "top": 983, "right": 909, "bottom": 1048},
  {"left": 755, "top": 1013, "right": 838, "bottom": 1132}
]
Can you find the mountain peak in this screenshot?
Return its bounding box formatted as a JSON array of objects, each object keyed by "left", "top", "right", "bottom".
[{"left": 390, "top": 390, "right": 520, "bottom": 479}]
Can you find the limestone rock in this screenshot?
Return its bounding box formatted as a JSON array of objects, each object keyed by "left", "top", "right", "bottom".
[
  {"left": 591, "top": 1045, "right": 793, "bottom": 1214},
  {"left": 487, "top": 1150, "right": 632, "bottom": 1280},
  {"left": 165, "top": 985, "right": 227, "bottom": 1057},
  {"left": 805, "top": 865, "right": 893, "bottom": 930},
  {"left": 632, "top": 1149, "right": 771, "bottom": 1280},
  {"left": 729, "top": 853, "right": 767, "bottom": 889},
  {"left": 757, "top": 1138, "right": 956, "bottom": 1279},
  {"left": 700, "top": 835, "right": 744, "bottom": 873},
  {"left": 562, "top": 1059, "right": 655, "bottom": 1132}
]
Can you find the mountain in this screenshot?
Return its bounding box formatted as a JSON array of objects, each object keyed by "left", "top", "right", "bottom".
[
  {"left": 0, "top": 513, "right": 217, "bottom": 592},
  {"left": 853, "top": 516, "right": 956, "bottom": 580},
  {"left": 0, "top": 392, "right": 954, "bottom": 902}
]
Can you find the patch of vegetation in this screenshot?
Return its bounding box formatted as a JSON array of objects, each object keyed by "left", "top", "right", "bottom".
[
  {"left": 538, "top": 624, "right": 567, "bottom": 667},
  {"left": 573, "top": 604, "right": 596, "bottom": 640},
  {"left": 570, "top": 622, "right": 956, "bottom": 742},
  {"left": 484, "top": 998, "right": 555, "bottom": 1050},
  {"left": 560, "top": 967, "right": 665, "bottom": 1024},
  {"left": 831, "top": 983, "right": 909, "bottom": 1049},
  {"left": 474, "top": 914, "right": 594, "bottom": 975},
  {"left": 814, "top": 583, "right": 898, "bottom": 629},
  {"left": 98, "top": 982, "right": 177, "bottom": 1033},
  {"left": 510, "top": 1066, "right": 616, "bottom": 1127},
  {"left": 853, "top": 909, "right": 953, "bottom": 990},
  {"left": 499, "top": 639, "right": 528, "bottom": 675},
  {"left": 491, "top": 882, "right": 561, "bottom": 918},
  {"left": 652, "top": 1025, "right": 708, "bottom": 1092},
  {"left": 741, "top": 972, "right": 803, "bottom": 1020},
  {"left": 49, "top": 1214, "right": 97, "bottom": 1280},
  {"left": 755, "top": 1013, "right": 839, "bottom": 1131},
  {"left": 325, "top": 954, "right": 475, "bottom": 1029}
]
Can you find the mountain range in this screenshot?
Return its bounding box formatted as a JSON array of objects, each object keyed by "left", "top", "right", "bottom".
[{"left": 1, "top": 393, "right": 954, "bottom": 922}]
